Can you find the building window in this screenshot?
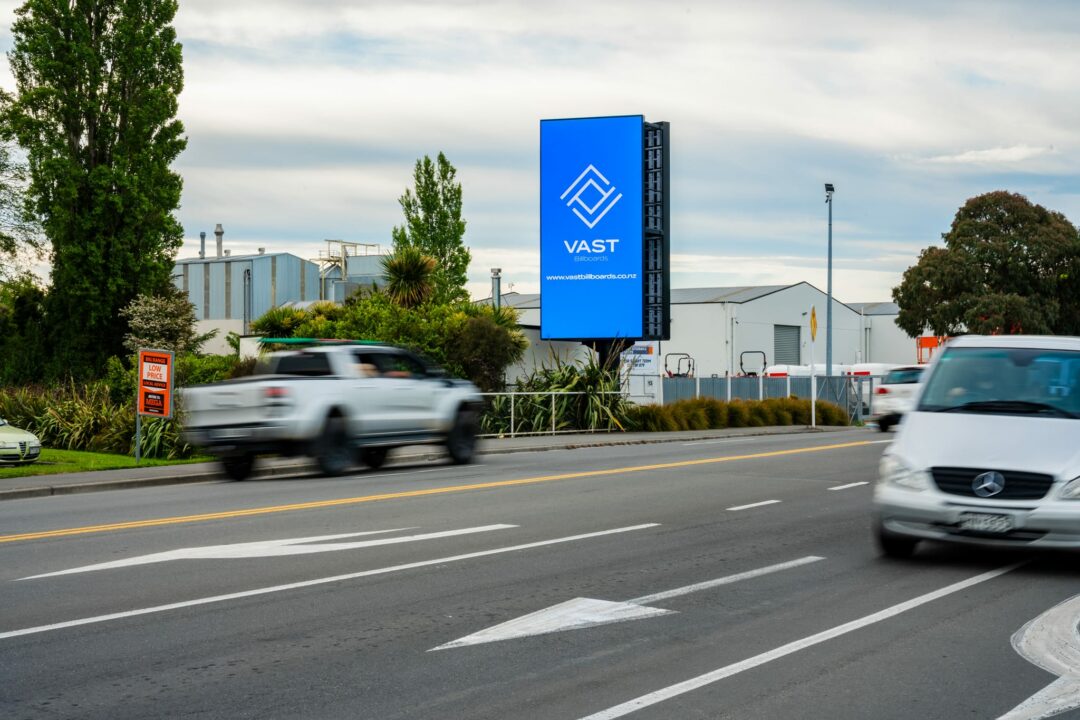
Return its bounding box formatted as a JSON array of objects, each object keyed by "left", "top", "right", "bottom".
[{"left": 774, "top": 325, "right": 801, "bottom": 365}]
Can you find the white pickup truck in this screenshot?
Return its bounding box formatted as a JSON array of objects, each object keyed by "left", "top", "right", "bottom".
[{"left": 180, "top": 343, "right": 484, "bottom": 480}]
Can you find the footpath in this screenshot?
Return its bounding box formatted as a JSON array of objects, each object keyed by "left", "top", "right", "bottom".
[{"left": 0, "top": 425, "right": 860, "bottom": 502}]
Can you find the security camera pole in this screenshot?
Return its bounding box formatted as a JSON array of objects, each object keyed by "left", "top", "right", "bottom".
[{"left": 824, "top": 183, "right": 835, "bottom": 378}]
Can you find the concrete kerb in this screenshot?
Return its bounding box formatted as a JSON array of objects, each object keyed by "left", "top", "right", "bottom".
[{"left": 0, "top": 425, "right": 861, "bottom": 502}]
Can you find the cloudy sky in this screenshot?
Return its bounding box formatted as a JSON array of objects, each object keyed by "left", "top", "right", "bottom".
[{"left": 2, "top": 0, "right": 1079, "bottom": 302}]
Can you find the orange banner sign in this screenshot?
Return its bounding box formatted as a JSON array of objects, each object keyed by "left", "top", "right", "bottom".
[{"left": 138, "top": 349, "right": 175, "bottom": 418}]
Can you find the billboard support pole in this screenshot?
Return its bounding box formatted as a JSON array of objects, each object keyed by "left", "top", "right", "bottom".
[{"left": 135, "top": 408, "right": 142, "bottom": 464}]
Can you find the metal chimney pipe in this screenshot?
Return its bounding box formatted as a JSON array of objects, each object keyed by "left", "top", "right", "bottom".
[
  {"left": 215, "top": 223, "right": 224, "bottom": 258},
  {"left": 199, "top": 231, "right": 206, "bottom": 259}
]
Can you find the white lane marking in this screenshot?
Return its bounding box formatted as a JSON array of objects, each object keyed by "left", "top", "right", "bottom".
[
  {"left": 579, "top": 562, "right": 1023, "bottom": 720},
  {"left": 998, "top": 594, "right": 1080, "bottom": 720},
  {"left": 0, "top": 524, "right": 659, "bottom": 641},
  {"left": 726, "top": 500, "right": 781, "bottom": 511},
  {"left": 828, "top": 482, "right": 870, "bottom": 491},
  {"left": 629, "top": 556, "right": 824, "bottom": 605},
  {"left": 20, "top": 525, "right": 515, "bottom": 579},
  {"left": 682, "top": 440, "right": 730, "bottom": 446},
  {"left": 432, "top": 556, "right": 824, "bottom": 651}
]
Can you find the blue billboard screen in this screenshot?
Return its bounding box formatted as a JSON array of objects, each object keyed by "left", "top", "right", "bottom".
[{"left": 540, "top": 116, "right": 643, "bottom": 340}]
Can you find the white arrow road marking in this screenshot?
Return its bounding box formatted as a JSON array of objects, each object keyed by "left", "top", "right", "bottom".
[
  {"left": 998, "top": 594, "right": 1080, "bottom": 720},
  {"left": 20, "top": 525, "right": 516, "bottom": 580},
  {"left": 431, "top": 556, "right": 824, "bottom": 651},
  {"left": 579, "top": 562, "right": 1023, "bottom": 720},
  {"left": 0, "top": 524, "right": 659, "bottom": 641}
]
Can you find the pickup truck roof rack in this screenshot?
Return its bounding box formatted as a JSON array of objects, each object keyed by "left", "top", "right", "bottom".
[{"left": 257, "top": 337, "right": 385, "bottom": 346}]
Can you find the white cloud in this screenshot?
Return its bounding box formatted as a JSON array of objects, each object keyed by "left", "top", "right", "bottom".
[
  {"left": 4, "top": 0, "right": 1079, "bottom": 306},
  {"left": 921, "top": 145, "right": 1057, "bottom": 165}
]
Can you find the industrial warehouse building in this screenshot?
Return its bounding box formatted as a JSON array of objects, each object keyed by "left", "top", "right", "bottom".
[
  {"left": 488, "top": 282, "right": 915, "bottom": 386},
  {"left": 172, "top": 230, "right": 387, "bottom": 353}
]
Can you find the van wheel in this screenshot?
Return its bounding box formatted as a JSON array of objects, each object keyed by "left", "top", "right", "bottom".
[
  {"left": 222, "top": 453, "right": 255, "bottom": 481},
  {"left": 446, "top": 408, "right": 479, "bottom": 465},
  {"left": 358, "top": 447, "right": 388, "bottom": 469},
  {"left": 875, "top": 520, "right": 919, "bottom": 558},
  {"left": 316, "top": 416, "right": 352, "bottom": 476},
  {"left": 878, "top": 418, "right": 892, "bottom": 432}
]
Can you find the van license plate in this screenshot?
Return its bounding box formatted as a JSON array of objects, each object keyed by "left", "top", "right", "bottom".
[{"left": 959, "top": 513, "right": 1013, "bottom": 534}]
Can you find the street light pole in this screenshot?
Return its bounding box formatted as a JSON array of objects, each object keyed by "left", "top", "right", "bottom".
[{"left": 824, "top": 183, "right": 835, "bottom": 377}]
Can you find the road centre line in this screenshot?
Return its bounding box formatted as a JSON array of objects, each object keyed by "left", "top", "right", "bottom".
[
  {"left": 0, "top": 440, "right": 880, "bottom": 544},
  {"left": 0, "top": 524, "right": 658, "bottom": 641},
  {"left": 727, "top": 500, "right": 781, "bottom": 511},
  {"left": 578, "top": 562, "right": 1024, "bottom": 720},
  {"left": 828, "top": 482, "right": 870, "bottom": 491}
]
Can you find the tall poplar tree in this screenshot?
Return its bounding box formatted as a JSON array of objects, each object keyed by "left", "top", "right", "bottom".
[
  {"left": 391, "top": 153, "right": 471, "bottom": 305},
  {"left": 2, "top": 0, "right": 186, "bottom": 377}
]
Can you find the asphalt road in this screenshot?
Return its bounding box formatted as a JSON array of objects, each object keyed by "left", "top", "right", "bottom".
[{"left": 1, "top": 429, "right": 1077, "bottom": 720}]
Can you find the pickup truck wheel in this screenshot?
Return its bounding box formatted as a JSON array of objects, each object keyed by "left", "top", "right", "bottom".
[
  {"left": 446, "top": 408, "right": 479, "bottom": 465},
  {"left": 316, "top": 417, "right": 352, "bottom": 476},
  {"left": 222, "top": 453, "right": 255, "bottom": 481},
  {"left": 358, "top": 447, "right": 388, "bottom": 469}
]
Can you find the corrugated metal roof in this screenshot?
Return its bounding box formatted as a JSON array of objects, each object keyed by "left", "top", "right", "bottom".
[
  {"left": 848, "top": 302, "right": 900, "bottom": 316},
  {"left": 671, "top": 285, "right": 791, "bottom": 304}
]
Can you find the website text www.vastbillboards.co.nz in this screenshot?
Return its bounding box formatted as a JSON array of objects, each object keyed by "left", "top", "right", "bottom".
[{"left": 545, "top": 273, "right": 638, "bottom": 281}]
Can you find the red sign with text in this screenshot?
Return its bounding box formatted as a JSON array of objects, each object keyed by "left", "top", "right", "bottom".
[{"left": 137, "top": 349, "right": 174, "bottom": 418}]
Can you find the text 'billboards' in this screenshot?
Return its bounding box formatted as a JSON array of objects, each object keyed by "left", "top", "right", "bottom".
[{"left": 540, "top": 115, "right": 644, "bottom": 340}]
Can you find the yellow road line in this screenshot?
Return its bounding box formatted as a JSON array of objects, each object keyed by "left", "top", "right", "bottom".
[{"left": 0, "top": 440, "right": 876, "bottom": 544}]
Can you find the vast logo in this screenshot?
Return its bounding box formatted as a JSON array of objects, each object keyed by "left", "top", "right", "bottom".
[{"left": 560, "top": 164, "right": 623, "bottom": 229}]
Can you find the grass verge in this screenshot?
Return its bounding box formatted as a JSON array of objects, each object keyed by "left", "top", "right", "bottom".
[{"left": 0, "top": 449, "right": 207, "bottom": 480}]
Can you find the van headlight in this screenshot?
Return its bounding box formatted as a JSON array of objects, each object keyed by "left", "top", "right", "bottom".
[
  {"left": 880, "top": 454, "right": 932, "bottom": 491},
  {"left": 1060, "top": 477, "right": 1080, "bottom": 500}
]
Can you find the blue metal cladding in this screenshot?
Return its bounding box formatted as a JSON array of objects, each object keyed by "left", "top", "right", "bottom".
[
  {"left": 540, "top": 116, "right": 643, "bottom": 340},
  {"left": 174, "top": 253, "right": 323, "bottom": 322}
]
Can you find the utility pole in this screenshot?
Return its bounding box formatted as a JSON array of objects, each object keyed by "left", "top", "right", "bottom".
[{"left": 824, "top": 183, "right": 835, "bottom": 376}]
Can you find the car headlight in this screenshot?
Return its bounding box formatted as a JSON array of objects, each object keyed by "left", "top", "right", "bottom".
[
  {"left": 879, "top": 454, "right": 932, "bottom": 491},
  {"left": 1060, "top": 477, "right": 1080, "bottom": 500},
  {"left": 0, "top": 441, "right": 18, "bottom": 449}
]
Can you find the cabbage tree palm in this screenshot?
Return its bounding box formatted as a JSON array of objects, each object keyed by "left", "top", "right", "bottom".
[{"left": 381, "top": 247, "right": 436, "bottom": 309}]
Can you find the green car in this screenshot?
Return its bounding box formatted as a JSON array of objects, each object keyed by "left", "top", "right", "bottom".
[{"left": 0, "top": 417, "right": 42, "bottom": 464}]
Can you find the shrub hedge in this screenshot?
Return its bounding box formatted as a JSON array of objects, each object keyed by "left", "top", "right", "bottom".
[{"left": 626, "top": 397, "right": 847, "bottom": 432}]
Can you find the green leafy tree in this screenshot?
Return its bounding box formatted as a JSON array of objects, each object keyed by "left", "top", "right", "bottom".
[
  {"left": 391, "top": 152, "right": 471, "bottom": 304},
  {"left": 445, "top": 312, "right": 528, "bottom": 392},
  {"left": 120, "top": 284, "right": 216, "bottom": 355},
  {"left": 2, "top": 0, "right": 187, "bottom": 378},
  {"left": 0, "top": 142, "right": 42, "bottom": 281},
  {"left": 381, "top": 246, "right": 436, "bottom": 309},
  {"left": 893, "top": 191, "right": 1080, "bottom": 337},
  {"left": 0, "top": 273, "right": 47, "bottom": 384}
]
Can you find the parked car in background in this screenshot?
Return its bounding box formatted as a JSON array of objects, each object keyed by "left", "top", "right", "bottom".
[
  {"left": 0, "top": 417, "right": 42, "bottom": 465},
  {"left": 871, "top": 365, "right": 925, "bottom": 431},
  {"left": 873, "top": 335, "right": 1080, "bottom": 557}
]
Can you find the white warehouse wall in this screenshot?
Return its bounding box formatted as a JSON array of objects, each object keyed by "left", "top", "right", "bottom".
[{"left": 865, "top": 314, "right": 918, "bottom": 365}]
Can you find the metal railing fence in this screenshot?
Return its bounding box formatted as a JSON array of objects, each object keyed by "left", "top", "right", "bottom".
[
  {"left": 478, "top": 390, "right": 628, "bottom": 438},
  {"left": 662, "top": 375, "right": 880, "bottom": 424},
  {"left": 478, "top": 376, "right": 882, "bottom": 437}
]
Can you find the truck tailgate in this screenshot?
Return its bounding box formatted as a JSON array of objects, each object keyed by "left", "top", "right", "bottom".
[{"left": 182, "top": 378, "right": 275, "bottom": 428}]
